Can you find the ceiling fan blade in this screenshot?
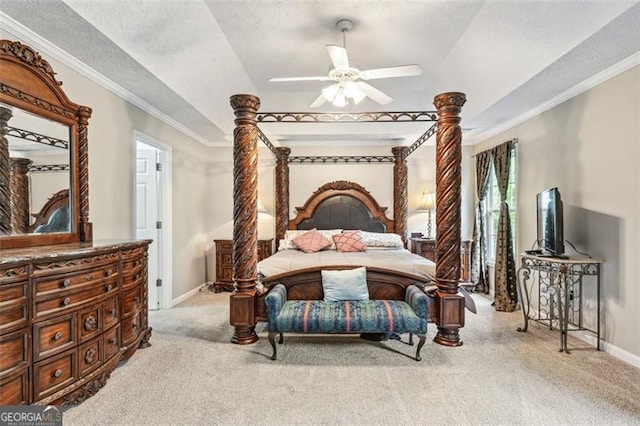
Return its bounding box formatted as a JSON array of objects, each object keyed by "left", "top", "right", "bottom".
[
  {"left": 356, "top": 82, "right": 393, "bottom": 105},
  {"left": 326, "top": 45, "right": 350, "bottom": 70},
  {"left": 310, "top": 93, "right": 327, "bottom": 108},
  {"left": 270, "top": 76, "right": 331, "bottom": 82},
  {"left": 360, "top": 65, "right": 422, "bottom": 80}
]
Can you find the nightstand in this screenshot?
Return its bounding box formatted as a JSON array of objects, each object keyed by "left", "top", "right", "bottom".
[
  {"left": 213, "top": 239, "right": 273, "bottom": 292},
  {"left": 410, "top": 238, "right": 472, "bottom": 282}
]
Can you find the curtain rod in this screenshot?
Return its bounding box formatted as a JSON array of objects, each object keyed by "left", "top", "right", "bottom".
[{"left": 471, "top": 138, "right": 518, "bottom": 157}]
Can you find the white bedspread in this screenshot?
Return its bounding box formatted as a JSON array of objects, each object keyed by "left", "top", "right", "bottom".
[{"left": 257, "top": 248, "right": 435, "bottom": 280}]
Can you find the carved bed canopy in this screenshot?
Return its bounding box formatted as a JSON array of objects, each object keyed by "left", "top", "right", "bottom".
[{"left": 229, "top": 92, "right": 466, "bottom": 350}]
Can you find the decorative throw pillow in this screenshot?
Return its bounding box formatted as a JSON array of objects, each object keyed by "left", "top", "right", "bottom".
[
  {"left": 316, "top": 229, "right": 343, "bottom": 250},
  {"left": 332, "top": 231, "right": 366, "bottom": 252},
  {"left": 360, "top": 231, "right": 404, "bottom": 248},
  {"left": 321, "top": 267, "right": 369, "bottom": 302},
  {"left": 292, "top": 229, "right": 332, "bottom": 253}
]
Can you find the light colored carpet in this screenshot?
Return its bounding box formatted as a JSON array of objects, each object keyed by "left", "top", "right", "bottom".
[{"left": 62, "top": 291, "right": 640, "bottom": 425}]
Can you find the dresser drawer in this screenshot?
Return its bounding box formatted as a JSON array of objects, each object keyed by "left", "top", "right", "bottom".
[
  {"left": 31, "top": 251, "right": 120, "bottom": 279},
  {"left": 122, "top": 269, "right": 145, "bottom": 290},
  {"left": 35, "top": 281, "right": 118, "bottom": 319},
  {"left": 122, "top": 287, "right": 143, "bottom": 317},
  {"left": 33, "top": 313, "right": 76, "bottom": 362},
  {"left": 34, "top": 262, "right": 118, "bottom": 297},
  {"left": 0, "top": 368, "right": 29, "bottom": 405},
  {"left": 0, "top": 328, "right": 29, "bottom": 377},
  {"left": 78, "top": 305, "right": 101, "bottom": 343},
  {"left": 33, "top": 348, "right": 77, "bottom": 400},
  {"left": 122, "top": 255, "right": 145, "bottom": 275},
  {"left": 0, "top": 281, "right": 28, "bottom": 334},
  {"left": 78, "top": 336, "right": 103, "bottom": 377},
  {"left": 104, "top": 325, "right": 121, "bottom": 360},
  {"left": 121, "top": 312, "right": 141, "bottom": 345},
  {"left": 102, "top": 297, "right": 119, "bottom": 330}
]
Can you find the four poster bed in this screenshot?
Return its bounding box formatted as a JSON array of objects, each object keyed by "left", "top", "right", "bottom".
[{"left": 229, "top": 91, "right": 467, "bottom": 348}]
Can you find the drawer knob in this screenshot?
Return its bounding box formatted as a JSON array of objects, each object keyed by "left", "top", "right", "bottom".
[
  {"left": 132, "top": 322, "right": 139, "bottom": 330},
  {"left": 61, "top": 279, "right": 70, "bottom": 288},
  {"left": 53, "top": 331, "right": 63, "bottom": 340},
  {"left": 110, "top": 308, "right": 117, "bottom": 316},
  {"left": 85, "top": 348, "right": 97, "bottom": 364},
  {"left": 85, "top": 274, "right": 92, "bottom": 281},
  {"left": 54, "top": 369, "right": 62, "bottom": 378},
  {"left": 109, "top": 338, "right": 117, "bottom": 345},
  {"left": 62, "top": 297, "right": 71, "bottom": 306},
  {"left": 134, "top": 274, "right": 140, "bottom": 281},
  {"left": 84, "top": 315, "right": 97, "bottom": 331},
  {"left": 105, "top": 268, "right": 114, "bottom": 277},
  {"left": 106, "top": 284, "right": 113, "bottom": 292},
  {"left": 134, "top": 296, "right": 141, "bottom": 304}
]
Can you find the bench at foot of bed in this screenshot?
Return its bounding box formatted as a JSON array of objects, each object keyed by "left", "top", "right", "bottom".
[{"left": 265, "top": 284, "right": 428, "bottom": 361}]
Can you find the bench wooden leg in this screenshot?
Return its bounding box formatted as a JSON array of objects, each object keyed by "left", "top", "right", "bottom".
[
  {"left": 268, "top": 332, "right": 278, "bottom": 360},
  {"left": 278, "top": 332, "right": 283, "bottom": 344},
  {"left": 409, "top": 332, "right": 414, "bottom": 346},
  {"left": 415, "top": 334, "right": 426, "bottom": 361}
]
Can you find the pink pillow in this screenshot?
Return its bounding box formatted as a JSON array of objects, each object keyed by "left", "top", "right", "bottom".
[
  {"left": 292, "top": 229, "right": 332, "bottom": 253},
  {"left": 333, "top": 231, "right": 366, "bottom": 252}
]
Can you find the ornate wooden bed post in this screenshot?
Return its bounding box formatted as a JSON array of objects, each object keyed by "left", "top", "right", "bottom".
[
  {"left": 229, "top": 94, "right": 261, "bottom": 344},
  {"left": 392, "top": 146, "right": 408, "bottom": 243},
  {"left": 78, "top": 106, "right": 93, "bottom": 242},
  {"left": 275, "top": 147, "right": 291, "bottom": 250},
  {"left": 0, "top": 106, "right": 12, "bottom": 234},
  {"left": 9, "top": 157, "right": 32, "bottom": 234},
  {"left": 433, "top": 91, "right": 467, "bottom": 346}
]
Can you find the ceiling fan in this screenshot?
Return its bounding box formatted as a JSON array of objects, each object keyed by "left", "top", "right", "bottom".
[{"left": 269, "top": 19, "right": 422, "bottom": 108}]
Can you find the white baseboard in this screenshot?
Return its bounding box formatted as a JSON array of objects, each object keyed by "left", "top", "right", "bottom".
[
  {"left": 574, "top": 331, "right": 640, "bottom": 369},
  {"left": 171, "top": 285, "right": 203, "bottom": 307}
]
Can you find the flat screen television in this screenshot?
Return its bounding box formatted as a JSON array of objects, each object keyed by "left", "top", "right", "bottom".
[{"left": 537, "top": 187, "right": 564, "bottom": 256}]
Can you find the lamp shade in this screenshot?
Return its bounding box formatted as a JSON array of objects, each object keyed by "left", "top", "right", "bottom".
[{"left": 417, "top": 192, "right": 435, "bottom": 211}]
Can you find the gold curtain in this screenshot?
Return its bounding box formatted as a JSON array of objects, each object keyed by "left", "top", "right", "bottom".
[
  {"left": 471, "top": 150, "right": 492, "bottom": 293},
  {"left": 491, "top": 140, "right": 518, "bottom": 311}
]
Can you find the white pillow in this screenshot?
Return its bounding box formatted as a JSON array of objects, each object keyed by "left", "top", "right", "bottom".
[
  {"left": 360, "top": 231, "right": 404, "bottom": 248},
  {"left": 321, "top": 267, "right": 369, "bottom": 302}
]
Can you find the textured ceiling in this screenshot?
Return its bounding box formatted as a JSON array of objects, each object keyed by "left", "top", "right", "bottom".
[{"left": 1, "top": 0, "right": 639, "bottom": 148}]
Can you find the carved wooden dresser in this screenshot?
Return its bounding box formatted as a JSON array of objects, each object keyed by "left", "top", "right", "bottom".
[{"left": 0, "top": 240, "right": 152, "bottom": 405}]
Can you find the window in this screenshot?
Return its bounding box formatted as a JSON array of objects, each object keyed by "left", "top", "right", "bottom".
[{"left": 482, "top": 148, "right": 517, "bottom": 263}]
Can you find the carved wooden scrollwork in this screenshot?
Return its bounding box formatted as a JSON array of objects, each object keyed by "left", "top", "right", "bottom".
[
  {"left": 0, "top": 106, "right": 11, "bottom": 234},
  {"left": 433, "top": 91, "right": 466, "bottom": 347},
  {"left": 230, "top": 94, "right": 260, "bottom": 345},
  {"left": 84, "top": 347, "right": 97, "bottom": 364},
  {"left": 84, "top": 315, "right": 97, "bottom": 331},
  {"left": 275, "top": 146, "right": 291, "bottom": 247},
  {"left": 63, "top": 373, "right": 109, "bottom": 405},
  {"left": 9, "top": 157, "right": 32, "bottom": 234},
  {"left": 0, "top": 40, "right": 60, "bottom": 84}
]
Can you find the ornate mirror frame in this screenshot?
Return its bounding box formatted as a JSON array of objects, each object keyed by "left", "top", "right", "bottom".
[{"left": 0, "top": 40, "right": 92, "bottom": 249}]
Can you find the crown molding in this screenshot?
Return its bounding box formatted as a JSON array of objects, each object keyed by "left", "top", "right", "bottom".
[
  {"left": 0, "top": 12, "right": 218, "bottom": 147},
  {"left": 468, "top": 51, "right": 640, "bottom": 145}
]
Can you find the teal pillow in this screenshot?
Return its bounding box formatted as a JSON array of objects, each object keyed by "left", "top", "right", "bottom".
[{"left": 321, "top": 267, "right": 369, "bottom": 302}]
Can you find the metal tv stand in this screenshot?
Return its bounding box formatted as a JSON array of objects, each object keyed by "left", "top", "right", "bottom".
[{"left": 517, "top": 253, "right": 603, "bottom": 353}]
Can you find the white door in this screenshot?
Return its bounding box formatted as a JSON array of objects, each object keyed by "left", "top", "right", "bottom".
[{"left": 136, "top": 142, "right": 161, "bottom": 310}]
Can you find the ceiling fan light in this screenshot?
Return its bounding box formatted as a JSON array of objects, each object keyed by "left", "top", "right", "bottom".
[
  {"left": 351, "top": 90, "right": 366, "bottom": 104},
  {"left": 333, "top": 92, "right": 347, "bottom": 107},
  {"left": 322, "top": 84, "right": 339, "bottom": 101}
]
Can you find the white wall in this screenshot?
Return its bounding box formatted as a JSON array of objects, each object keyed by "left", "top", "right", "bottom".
[
  {"left": 2, "top": 30, "right": 216, "bottom": 302},
  {"left": 474, "top": 65, "right": 640, "bottom": 361}
]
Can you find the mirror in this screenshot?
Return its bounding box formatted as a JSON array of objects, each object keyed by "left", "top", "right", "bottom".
[
  {"left": 1, "top": 104, "right": 71, "bottom": 236},
  {"left": 0, "top": 39, "right": 92, "bottom": 249}
]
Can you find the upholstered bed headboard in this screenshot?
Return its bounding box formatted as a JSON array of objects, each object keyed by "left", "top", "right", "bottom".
[{"left": 288, "top": 181, "right": 394, "bottom": 233}]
